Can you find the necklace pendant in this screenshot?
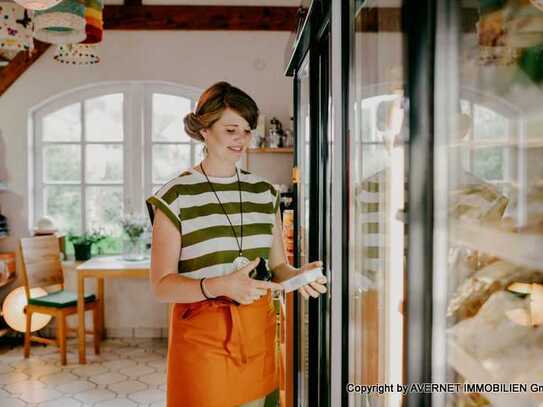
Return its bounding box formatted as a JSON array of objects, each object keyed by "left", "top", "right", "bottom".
[{"left": 233, "top": 256, "right": 250, "bottom": 271}]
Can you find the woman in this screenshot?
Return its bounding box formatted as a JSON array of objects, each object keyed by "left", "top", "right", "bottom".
[{"left": 145, "top": 82, "right": 327, "bottom": 407}]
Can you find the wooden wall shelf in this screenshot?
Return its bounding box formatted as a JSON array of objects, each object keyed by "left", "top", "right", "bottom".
[{"left": 247, "top": 147, "right": 294, "bottom": 153}]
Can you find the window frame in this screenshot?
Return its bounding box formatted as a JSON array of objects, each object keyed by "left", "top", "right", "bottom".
[{"left": 30, "top": 81, "right": 208, "bottom": 238}]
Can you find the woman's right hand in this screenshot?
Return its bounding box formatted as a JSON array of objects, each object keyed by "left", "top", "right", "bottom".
[{"left": 219, "top": 257, "right": 283, "bottom": 305}]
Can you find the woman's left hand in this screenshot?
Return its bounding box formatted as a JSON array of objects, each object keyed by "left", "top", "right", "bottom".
[{"left": 298, "top": 261, "right": 327, "bottom": 300}]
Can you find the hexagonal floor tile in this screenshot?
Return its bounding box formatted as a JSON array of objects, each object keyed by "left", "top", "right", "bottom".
[
  {"left": 18, "top": 387, "right": 62, "bottom": 404},
  {"left": 73, "top": 388, "right": 116, "bottom": 404},
  {"left": 107, "top": 379, "right": 147, "bottom": 395},
  {"left": 128, "top": 388, "right": 165, "bottom": 404},
  {"left": 84, "top": 353, "right": 119, "bottom": 364},
  {"left": 118, "top": 365, "right": 154, "bottom": 378},
  {"left": 139, "top": 372, "right": 166, "bottom": 386},
  {"left": 95, "top": 398, "right": 139, "bottom": 407},
  {"left": 0, "top": 397, "right": 26, "bottom": 407},
  {"left": 90, "top": 372, "right": 127, "bottom": 386},
  {"left": 8, "top": 357, "right": 45, "bottom": 369},
  {"left": 22, "top": 364, "right": 61, "bottom": 378},
  {"left": 130, "top": 352, "right": 163, "bottom": 363},
  {"left": 147, "top": 359, "right": 166, "bottom": 370},
  {"left": 4, "top": 378, "right": 46, "bottom": 395},
  {"left": 55, "top": 379, "right": 96, "bottom": 394},
  {"left": 72, "top": 364, "right": 109, "bottom": 378},
  {"left": 30, "top": 345, "right": 58, "bottom": 355},
  {"left": 38, "top": 396, "right": 82, "bottom": 407},
  {"left": 37, "top": 354, "right": 63, "bottom": 365},
  {"left": 0, "top": 372, "right": 28, "bottom": 385},
  {"left": 0, "top": 338, "right": 167, "bottom": 406},
  {"left": 115, "top": 347, "right": 147, "bottom": 357},
  {"left": 0, "top": 364, "right": 14, "bottom": 374},
  {"left": 100, "top": 359, "right": 138, "bottom": 371},
  {"left": 40, "top": 372, "right": 79, "bottom": 386}
]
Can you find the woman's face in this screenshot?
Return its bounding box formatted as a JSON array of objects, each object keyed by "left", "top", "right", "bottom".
[{"left": 200, "top": 108, "right": 252, "bottom": 163}]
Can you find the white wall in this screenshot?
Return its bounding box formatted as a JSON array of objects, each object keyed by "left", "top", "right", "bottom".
[{"left": 0, "top": 30, "right": 293, "bottom": 336}]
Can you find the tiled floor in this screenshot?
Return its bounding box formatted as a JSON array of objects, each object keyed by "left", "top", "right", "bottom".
[{"left": 0, "top": 338, "right": 168, "bottom": 407}]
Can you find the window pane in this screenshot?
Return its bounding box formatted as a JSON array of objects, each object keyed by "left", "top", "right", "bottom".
[
  {"left": 44, "top": 186, "right": 81, "bottom": 233},
  {"left": 42, "top": 103, "right": 81, "bottom": 142},
  {"left": 85, "top": 144, "right": 123, "bottom": 183},
  {"left": 152, "top": 144, "right": 190, "bottom": 183},
  {"left": 86, "top": 186, "right": 123, "bottom": 236},
  {"left": 473, "top": 147, "right": 504, "bottom": 181},
  {"left": 43, "top": 145, "right": 80, "bottom": 182},
  {"left": 85, "top": 94, "right": 124, "bottom": 142},
  {"left": 473, "top": 104, "right": 508, "bottom": 141},
  {"left": 152, "top": 94, "right": 191, "bottom": 142},
  {"left": 92, "top": 236, "right": 122, "bottom": 256}
]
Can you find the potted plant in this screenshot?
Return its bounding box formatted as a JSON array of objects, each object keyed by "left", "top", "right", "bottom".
[
  {"left": 120, "top": 213, "right": 149, "bottom": 261},
  {"left": 67, "top": 228, "right": 108, "bottom": 261}
]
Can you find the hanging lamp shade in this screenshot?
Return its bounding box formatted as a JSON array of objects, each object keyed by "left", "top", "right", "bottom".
[
  {"left": 54, "top": 43, "right": 100, "bottom": 64},
  {"left": 33, "top": 0, "right": 86, "bottom": 45},
  {"left": 0, "top": 3, "right": 34, "bottom": 52},
  {"left": 13, "top": 0, "right": 62, "bottom": 11},
  {"left": 81, "top": 0, "right": 103, "bottom": 44}
]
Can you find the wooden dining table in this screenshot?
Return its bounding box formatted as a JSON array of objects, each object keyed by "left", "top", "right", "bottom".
[{"left": 73, "top": 255, "right": 150, "bottom": 364}]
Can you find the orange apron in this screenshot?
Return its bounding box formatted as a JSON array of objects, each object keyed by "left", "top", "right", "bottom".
[{"left": 167, "top": 291, "right": 279, "bottom": 407}]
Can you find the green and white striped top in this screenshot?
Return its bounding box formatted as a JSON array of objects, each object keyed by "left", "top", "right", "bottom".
[{"left": 145, "top": 166, "right": 281, "bottom": 279}]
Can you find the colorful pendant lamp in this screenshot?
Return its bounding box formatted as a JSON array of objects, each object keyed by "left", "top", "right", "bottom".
[
  {"left": 0, "top": 3, "right": 34, "bottom": 52},
  {"left": 81, "top": 0, "right": 103, "bottom": 45},
  {"left": 13, "top": 0, "right": 62, "bottom": 11},
  {"left": 33, "top": 0, "right": 86, "bottom": 45},
  {"left": 53, "top": 0, "right": 103, "bottom": 65},
  {"left": 54, "top": 43, "right": 100, "bottom": 64}
]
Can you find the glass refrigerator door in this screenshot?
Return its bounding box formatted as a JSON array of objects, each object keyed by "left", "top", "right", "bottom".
[
  {"left": 435, "top": 1, "right": 543, "bottom": 406},
  {"left": 348, "top": 1, "right": 407, "bottom": 406},
  {"left": 296, "top": 52, "right": 311, "bottom": 407}
]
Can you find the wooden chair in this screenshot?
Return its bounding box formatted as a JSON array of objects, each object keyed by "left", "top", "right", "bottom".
[{"left": 19, "top": 235, "right": 100, "bottom": 365}]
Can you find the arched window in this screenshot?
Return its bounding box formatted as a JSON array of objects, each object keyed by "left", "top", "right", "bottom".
[{"left": 31, "top": 82, "right": 203, "bottom": 256}]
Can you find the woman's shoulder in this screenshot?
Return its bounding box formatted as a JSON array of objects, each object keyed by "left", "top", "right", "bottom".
[
  {"left": 240, "top": 170, "right": 276, "bottom": 190},
  {"left": 240, "top": 171, "right": 279, "bottom": 207},
  {"left": 149, "top": 169, "right": 195, "bottom": 198}
]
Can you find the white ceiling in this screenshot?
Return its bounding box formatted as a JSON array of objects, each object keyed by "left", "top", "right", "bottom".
[{"left": 104, "top": 0, "right": 301, "bottom": 5}]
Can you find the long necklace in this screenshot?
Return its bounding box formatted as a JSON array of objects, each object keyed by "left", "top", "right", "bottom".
[{"left": 200, "top": 163, "right": 250, "bottom": 271}]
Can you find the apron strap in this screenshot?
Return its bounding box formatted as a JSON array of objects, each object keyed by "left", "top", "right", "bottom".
[{"left": 225, "top": 304, "right": 248, "bottom": 365}]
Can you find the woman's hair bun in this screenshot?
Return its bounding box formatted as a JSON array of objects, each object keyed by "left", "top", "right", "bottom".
[
  {"left": 183, "top": 81, "right": 259, "bottom": 143},
  {"left": 183, "top": 112, "right": 204, "bottom": 142}
]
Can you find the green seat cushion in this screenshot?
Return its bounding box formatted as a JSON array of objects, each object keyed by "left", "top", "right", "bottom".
[{"left": 28, "top": 290, "right": 96, "bottom": 308}]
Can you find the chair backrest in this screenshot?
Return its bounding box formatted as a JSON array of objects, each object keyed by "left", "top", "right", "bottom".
[{"left": 19, "top": 235, "right": 64, "bottom": 298}]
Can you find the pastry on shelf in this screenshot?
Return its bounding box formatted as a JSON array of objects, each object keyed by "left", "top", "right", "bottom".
[
  {"left": 449, "top": 182, "right": 508, "bottom": 225},
  {"left": 448, "top": 290, "right": 543, "bottom": 389},
  {"left": 447, "top": 260, "right": 543, "bottom": 319},
  {"left": 506, "top": 282, "right": 543, "bottom": 327}
]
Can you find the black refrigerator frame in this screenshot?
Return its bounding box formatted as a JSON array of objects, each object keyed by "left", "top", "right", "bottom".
[{"left": 285, "top": 0, "right": 444, "bottom": 405}]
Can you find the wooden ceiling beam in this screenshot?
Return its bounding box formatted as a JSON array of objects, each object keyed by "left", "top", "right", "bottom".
[
  {"left": 0, "top": 6, "right": 298, "bottom": 96},
  {"left": 0, "top": 41, "right": 50, "bottom": 97},
  {"left": 103, "top": 5, "right": 299, "bottom": 31}
]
